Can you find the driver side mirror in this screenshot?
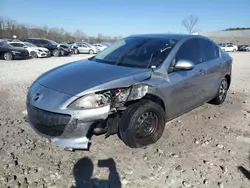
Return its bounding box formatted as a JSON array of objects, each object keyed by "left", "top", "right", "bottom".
[{"left": 174, "top": 59, "right": 194, "bottom": 71}]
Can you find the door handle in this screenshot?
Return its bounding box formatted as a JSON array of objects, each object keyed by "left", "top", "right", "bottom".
[{"left": 199, "top": 69, "right": 205, "bottom": 75}]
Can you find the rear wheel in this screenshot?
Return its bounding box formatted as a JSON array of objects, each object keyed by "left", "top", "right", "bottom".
[
  {"left": 210, "top": 77, "right": 229, "bottom": 105},
  {"left": 3, "top": 52, "right": 13, "bottom": 60},
  {"left": 52, "top": 49, "right": 60, "bottom": 57},
  {"left": 119, "top": 100, "right": 166, "bottom": 148},
  {"left": 89, "top": 50, "right": 94, "bottom": 54},
  {"left": 30, "top": 51, "right": 38, "bottom": 58}
]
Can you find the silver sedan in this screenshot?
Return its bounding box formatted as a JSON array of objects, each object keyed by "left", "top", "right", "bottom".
[{"left": 26, "top": 34, "right": 232, "bottom": 150}]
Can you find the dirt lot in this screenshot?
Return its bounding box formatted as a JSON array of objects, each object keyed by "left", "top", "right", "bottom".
[{"left": 0, "top": 53, "right": 250, "bottom": 188}]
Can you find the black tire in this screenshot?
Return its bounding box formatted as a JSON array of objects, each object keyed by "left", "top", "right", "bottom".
[
  {"left": 3, "top": 52, "right": 13, "bottom": 60},
  {"left": 52, "top": 49, "right": 60, "bottom": 57},
  {"left": 30, "top": 51, "right": 38, "bottom": 58},
  {"left": 209, "top": 77, "right": 229, "bottom": 105},
  {"left": 74, "top": 49, "right": 79, "bottom": 54},
  {"left": 119, "top": 100, "right": 166, "bottom": 148},
  {"left": 89, "top": 50, "right": 94, "bottom": 54}
]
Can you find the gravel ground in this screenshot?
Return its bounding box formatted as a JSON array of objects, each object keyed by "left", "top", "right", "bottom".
[{"left": 0, "top": 53, "right": 250, "bottom": 188}]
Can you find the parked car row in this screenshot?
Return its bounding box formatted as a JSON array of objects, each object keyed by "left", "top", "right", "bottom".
[
  {"left": 0, "top": 38, "right": 110, "bottom": 60},
  {"left": 218, "top": 43, "right": 250, "bottom": 52}
]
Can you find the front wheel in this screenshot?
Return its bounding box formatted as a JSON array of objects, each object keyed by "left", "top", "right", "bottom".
[
  {"left": 30, "top": 51, "right": 38, "bottom": 58},
  {"left": 209, "top": 77, "right": 229, "bottom": 105},
  {"left": 74, "top": 49, "right": 79, "bottom": 54},
  {"left": 52, "top": 49, "right": 60, "bottom": 57},
  {"left": 119, "top": 100, "right": 166, "bottom": 148},
  {"left": 89, "top": 50, "right": 94, "bottom": 54},
  {"left": 3, "top": 52, "right": 13, "bottom": 60}
]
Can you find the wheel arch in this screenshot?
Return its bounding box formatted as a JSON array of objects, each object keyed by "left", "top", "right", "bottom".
[
  {"left": 225, "top": 74, "right": 231, "bottom": 88},
  {"left": 143, "top": 93, "right": 165, "bottom": 111}
]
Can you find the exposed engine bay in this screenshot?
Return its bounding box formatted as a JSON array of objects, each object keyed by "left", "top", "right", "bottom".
[{"left": 88, "top": 84, "right": 150, "bottom": 137}]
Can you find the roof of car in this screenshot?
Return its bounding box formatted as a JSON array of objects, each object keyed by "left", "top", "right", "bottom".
[
  {"left": 128, "top": 33, "right": 190, "bottom": 40},
  {"left": 9, "top": 41, "right": 23, "bottom": 43},
  {"left": 24, "top": 38, "right": 51, "bottom": 41}
]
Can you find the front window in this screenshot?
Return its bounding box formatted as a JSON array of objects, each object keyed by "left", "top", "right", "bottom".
[
  {"left": 24, "top": 42, "right": 37, "bottom": 47},
  {"left": 48, "top": 40, "right": 58, "bottom": 45},
  {"left": 92, "top": 37, "right": 178, "bottom": 68}
]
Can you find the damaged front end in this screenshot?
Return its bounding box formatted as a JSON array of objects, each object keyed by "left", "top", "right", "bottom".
[
  {"left": 77, "top": 83, "right": 151, "bottom": 138},
  {"left": 26, "top": 81, "right": 151, "bottom": 151}
]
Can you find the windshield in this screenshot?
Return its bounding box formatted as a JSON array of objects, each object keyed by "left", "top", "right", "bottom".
[
  {"left": 0, "top": 42, "right": 13, "bottom": 48},
  {"left": 24, "top": 42, "right": 37, "bottom": 47},
  {"left": 92, "top": 37, "right": 178, "bottom": 68},
  {"left": 85, "top": 43, "right": 95, "bottom": 48},
  {"left": 49, "top": 40, "right": 58, "bottom": 45}
]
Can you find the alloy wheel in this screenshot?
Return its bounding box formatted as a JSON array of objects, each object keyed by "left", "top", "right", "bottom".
[
  {"left": 4, "top": 52, "right": 13, "bottom": 60},
  {"left": 219, "top": 79, "right": 228, "bottom": 101}
]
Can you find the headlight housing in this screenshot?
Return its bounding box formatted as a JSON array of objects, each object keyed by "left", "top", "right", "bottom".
[
  {"left": 67, "top": 84, "right": 149, "bottom": 110},
  {"left": 68, "top": 93, "right": 110, "bottom": 109},
  {"left": 38, "top": 49, "right": 43, "bottom": 52}
]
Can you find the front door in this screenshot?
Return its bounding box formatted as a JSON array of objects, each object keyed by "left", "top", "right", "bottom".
[
  {"left": 77, "top": 44, "right": 88, "bottom": 53},
  {"left": 166, "top": 38, "right": 207, "bottom": 118}
]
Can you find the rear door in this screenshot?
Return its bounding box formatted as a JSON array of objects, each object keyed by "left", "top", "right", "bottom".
[
  {"left": 167, "top": 38, "right": 207, "bottom": 118},
  {"left": 76, "top": 43, "right": 84, "bottom": 53},
  {"left": 32, "top": 39, "right": 41, "bottom": 47},
  {"left": 199, "top": 38, "right": 222, "bottom": 100},
  {"left": 39, "top": 40, "right": 49, "bottom": 48},
  {"left": 82, "top": 44, "right": 90, "bottom": 53}
]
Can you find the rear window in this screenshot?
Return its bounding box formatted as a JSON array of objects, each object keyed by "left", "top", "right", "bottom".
[{"left": 199, "top": 39, "right": 219, "bottom": 61}]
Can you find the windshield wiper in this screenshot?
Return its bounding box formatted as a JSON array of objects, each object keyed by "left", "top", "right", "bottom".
[
  {"left": 116, "top": 40, "right": 149, "bottom": 65},
  {"left": 147, "top": 53, "right": 155, "bottom": 68}
]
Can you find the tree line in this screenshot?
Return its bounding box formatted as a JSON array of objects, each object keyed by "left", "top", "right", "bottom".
[
  {"left": 224, "top": 27, "right": 250, "bottom": 31},
  {"left": 0, "top": 16, "right": 123, "bottom": 43}
]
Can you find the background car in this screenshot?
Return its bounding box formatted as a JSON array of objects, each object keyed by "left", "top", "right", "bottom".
[
  {"left": 72, "top": 42, "right": 100, "bottom": 54},
  {"left": 93, "top": 43, "right": 108, "bottom": 51},
  {"left": 57, "top": 43, "right": 73, "bottom": 56},
  {"left": 8, "top": 41, "right": 50, "bottom": 58},
  {"left": 0, "top": 41, "right": 30, "bottom": 60},
  {"left": 220, "top": 44, "right": 238, "bottom": 52},
  {"left": 67, "top": 42, "right": 79, "bottom": 54},
  {"left": 238, "top": 44, "right": 250, "bottom": 51},
  {"left": 23, "top": 38, "right": 70, "bottom": 57},
  {"left": 245, "top": 45, "right": 250, "bottom": 51}
]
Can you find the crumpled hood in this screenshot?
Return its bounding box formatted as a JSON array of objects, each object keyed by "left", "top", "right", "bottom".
[{"left": 37, "top": 59, "right": 151, "bottom": 96}]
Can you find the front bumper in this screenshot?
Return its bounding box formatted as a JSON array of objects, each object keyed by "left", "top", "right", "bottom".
[
  {"left": 26, "top": 82, "right": 110, "bottom": 149},
  {"left": 37, "top": 51, "right": 51, "bottom": 58}
]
